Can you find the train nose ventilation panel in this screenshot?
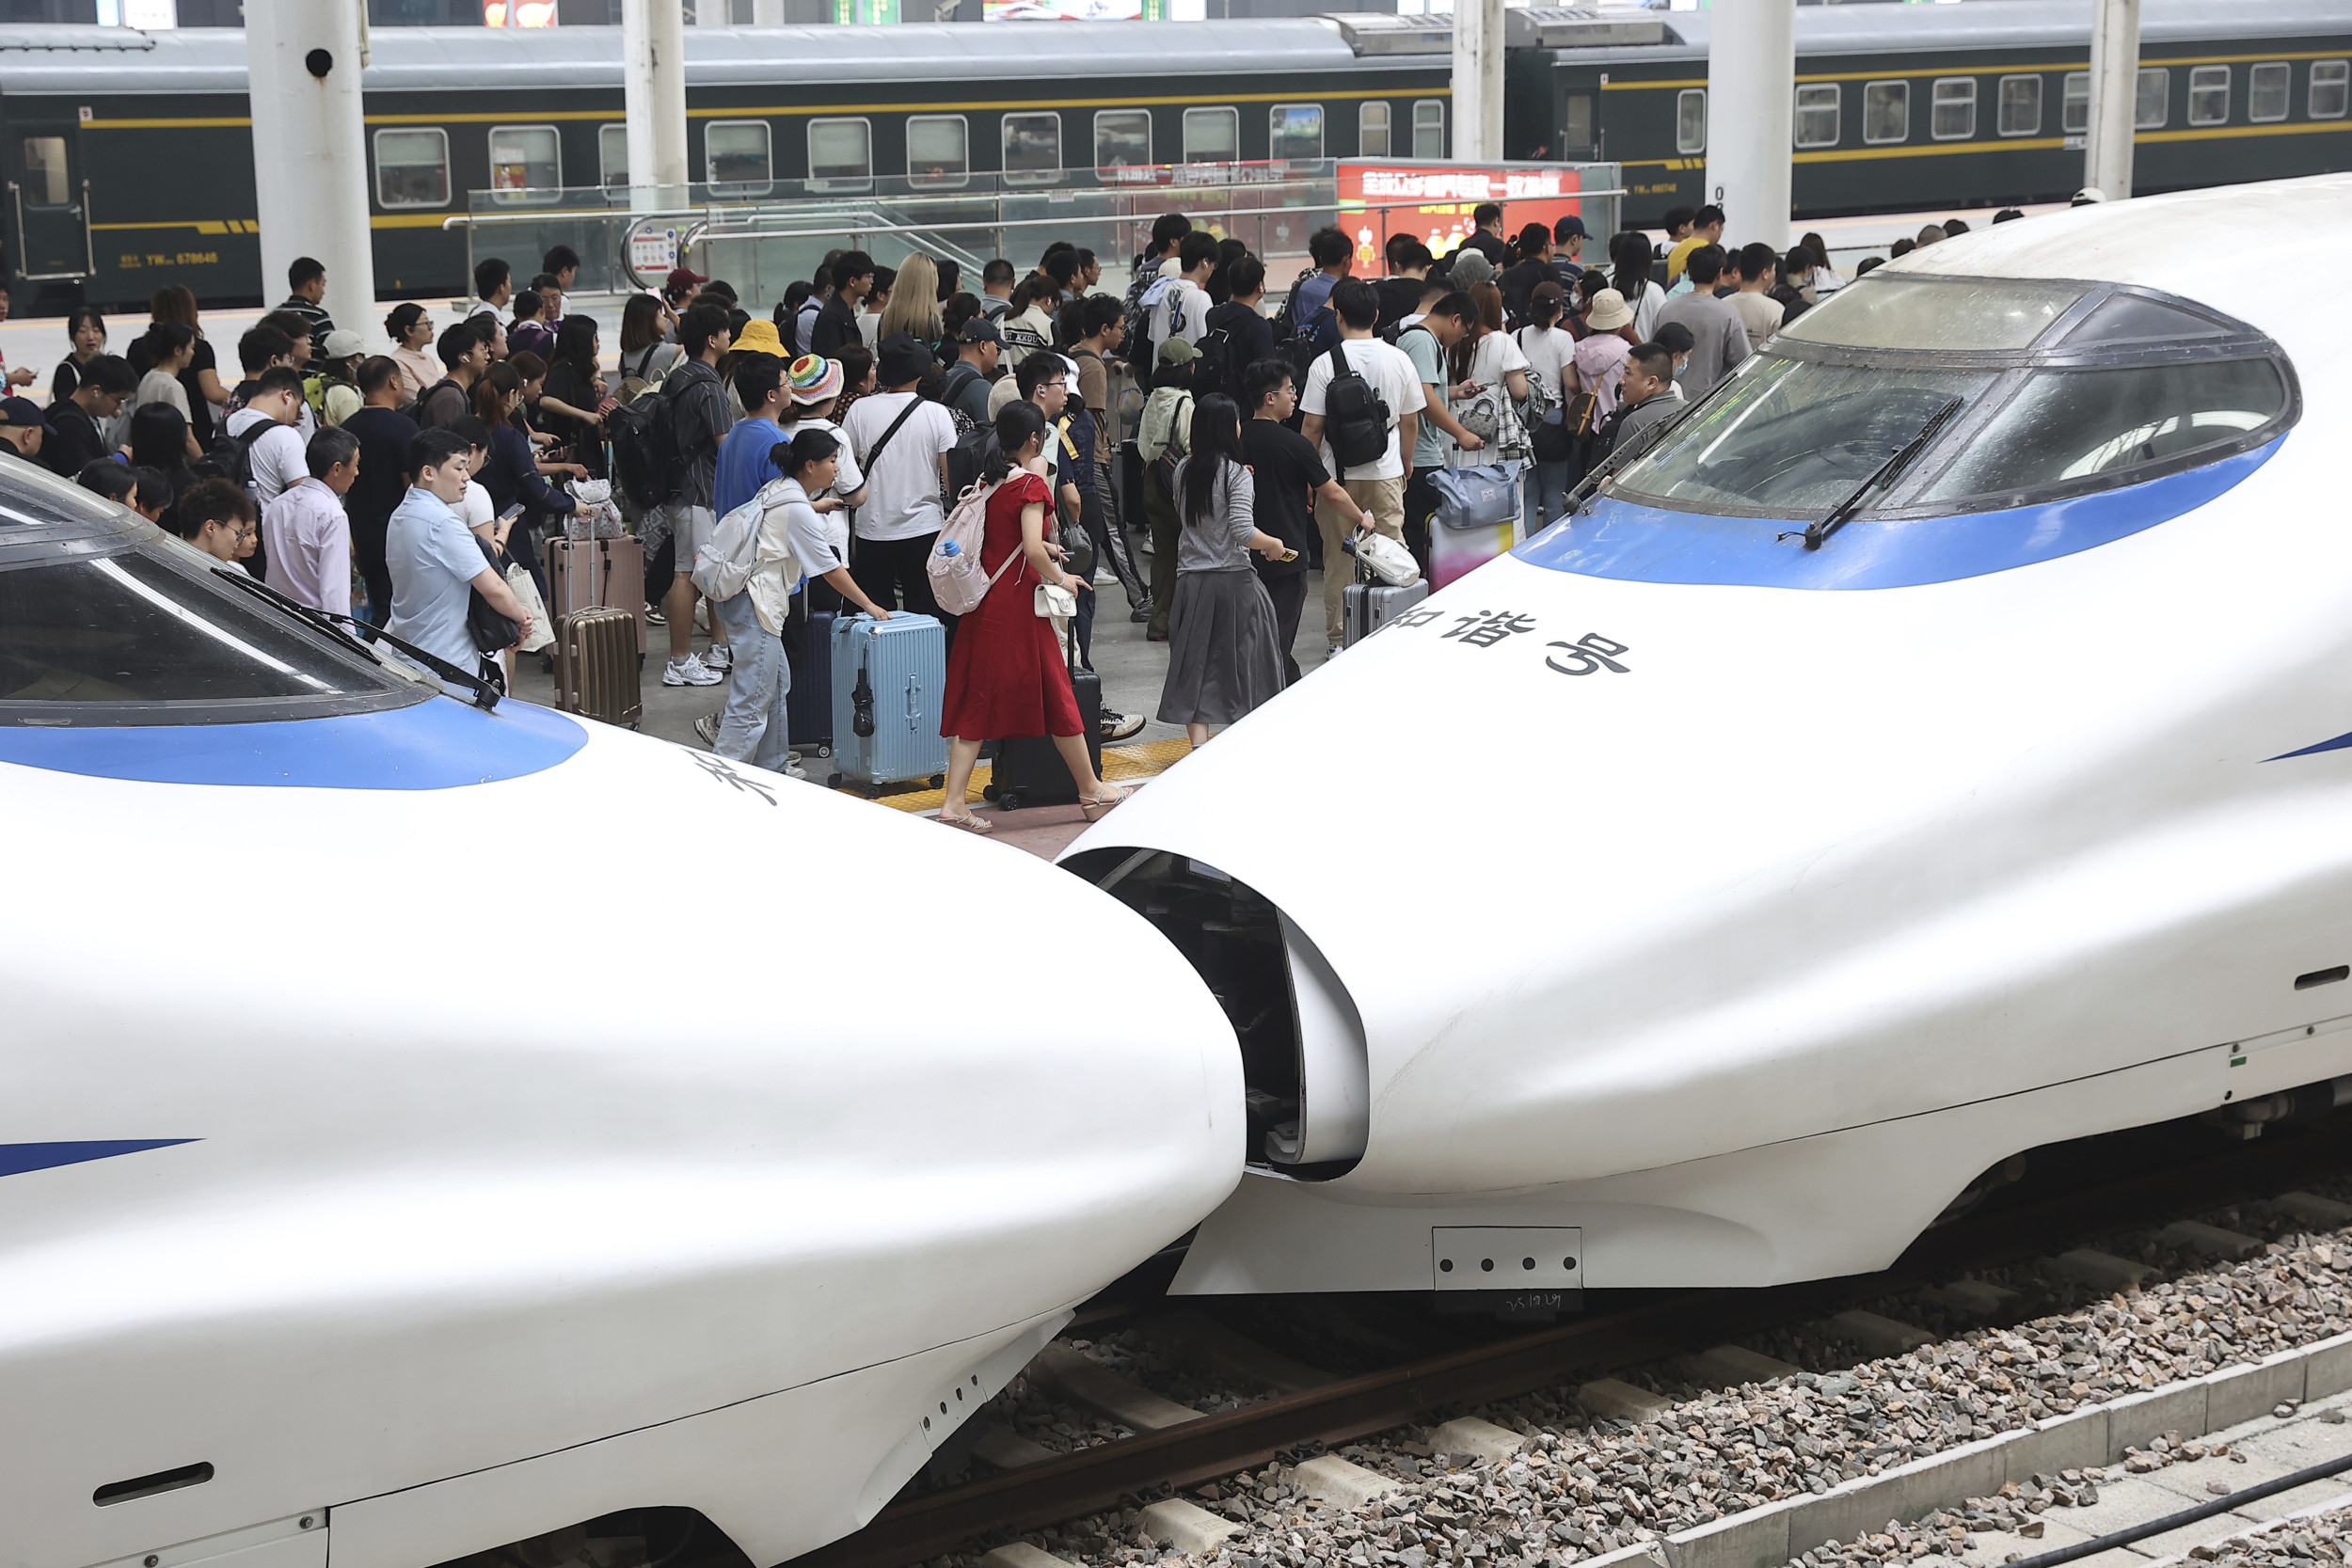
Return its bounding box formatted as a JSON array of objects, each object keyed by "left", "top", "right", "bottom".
[{"left": 1073, "top": 847, "right": 1368, "bottom": 1178}]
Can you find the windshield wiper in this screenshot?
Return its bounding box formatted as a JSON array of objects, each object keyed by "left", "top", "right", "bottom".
[
  {"left": 209, "top": 566, "right": 502, "bottom": 711},
  {"left": 1567, "top": 371, "right": 1740, "bottom": 519},
  {"left": 1788, "top": 396, "right": 1965, "bottom": 552}
]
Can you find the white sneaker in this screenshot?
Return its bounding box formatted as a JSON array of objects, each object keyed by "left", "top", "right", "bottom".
[
  {"left": 704, "top": 642, "right": 733, "bottom": 673},
  {"left": 693, "top": 713, "right": 720, "bottom": 747},
  {"left": 663, "top": 654, "right": 724, "bottom": 687}
]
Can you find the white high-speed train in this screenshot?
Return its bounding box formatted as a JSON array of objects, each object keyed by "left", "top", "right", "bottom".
[
  {"left": 0, "top": 490, "right": 1242, "bottom": 1568},
  {"left": 1066, "top": 174, "right": 2344, "bottom": 1300}
]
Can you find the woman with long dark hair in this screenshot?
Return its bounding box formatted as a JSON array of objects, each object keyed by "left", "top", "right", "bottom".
[
  {"left": 935, "top": 399, "right": 1127, "bottom": 832},
  {"left": 1609, "top": 230, "right": 1663, "bottom": 342},
  {"left": 1156, "top": 394, "right": 1287, "bottom": 747},
  {"left": 471, "top": 361, "right": 580, "bottom": 599},
  {"left": 618, "top": 293, "right": 681, "bottom": 385},
  {"left": 540, "top": 313, "right": 608, "bottom": 478},
  {"left": 143, "top": 284, "right": 229, "bottom": 448},
  {"left": 775, "top": 281, "right": 814, "bottom": 356},
  {"left": 51, "top": 305, "right": 105, "bottom": 405},
  {"left": 127, "top": 403, "right": 199, "bottom": 499}
]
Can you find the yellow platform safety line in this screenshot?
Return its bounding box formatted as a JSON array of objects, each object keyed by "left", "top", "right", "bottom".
[{"left": 871, "top": 736, "right": 1192, "bottom": 814}]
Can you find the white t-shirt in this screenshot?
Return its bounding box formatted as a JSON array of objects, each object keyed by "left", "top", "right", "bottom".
[
  {"left": 1298, "top": 337, "right": 1426, "bottom": 483},
  {"left": 459, "top": 478, "right": 495, "bottom": 534},
  {"left": 840, "top": 390, "right": 957, "bottom": 542},
  {"left": 1147, "top": 278, "right": 1212, "bottom": 357},
  {"left": 224, "top": 406, "right": 307, "bottom": 507},
  {"left": 778, "top": 414, "right": 864, "bottom": 562},
  {"left": 1458, "top": 330, "right": 1530, "bottom": 407},
  {"left": 1515, "top": 325, "right": 1576, "bottom": 404}
]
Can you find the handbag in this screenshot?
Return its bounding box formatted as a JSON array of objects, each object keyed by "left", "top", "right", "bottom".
[
  {"left": 1429, "top": 463, "right": 1524, "bottom": 532},
  {"left": 1344, "top": 530, "right": 1422, "bottom": 588},
  {"left": 466, "top": 538, "right": 520, "bottom": 655},
  {"left": 1034, "top": 580, "right": 1079, "bottom": 620},
  {"left": 504, "top": 561, "right": 553, "bottom": 654}
]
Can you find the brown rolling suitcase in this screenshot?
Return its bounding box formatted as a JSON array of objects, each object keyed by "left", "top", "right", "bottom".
[
  {"left": 551, "top": 607, "right": 642, "bottom": 729},
  {"left": 544, "top": 534, "right": 646, "bottom": 654}
]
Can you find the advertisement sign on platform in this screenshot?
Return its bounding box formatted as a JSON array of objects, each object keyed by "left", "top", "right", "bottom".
[{"left": 1337, "top": 162, "right": 1592, "bottom": 266}]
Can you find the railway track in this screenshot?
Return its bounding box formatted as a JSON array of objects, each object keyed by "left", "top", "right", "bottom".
[{"left": 786, "top": 1117, "right": 2352, "bottom": 1568}]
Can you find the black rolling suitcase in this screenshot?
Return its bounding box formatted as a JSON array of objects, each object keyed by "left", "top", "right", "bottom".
[
  {"left": 787, "top": 603, "right": 834, "bottom": 758},
  {"left": 985, "top": 625, "right": 1103, "bottom": 812}
]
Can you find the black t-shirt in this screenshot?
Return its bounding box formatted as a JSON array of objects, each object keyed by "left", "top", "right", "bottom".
[
  {"left": 40, "top": 401, "right": 107, "bottom": 478},
  {"left": 1375, "top": 276, "right": 1424, "bottom": 330},
  {"left": 1240, "top": 417, "right": 1326, "bottom": 581},
  {"left": 342, "top": 405, "right": 420, "bottom": 547},
  {"left": 1461, "top": 230, "right": 1508, "bottom": 263},
  {"left": 183, "top": 338, "right": 219, "bottom": 449}
]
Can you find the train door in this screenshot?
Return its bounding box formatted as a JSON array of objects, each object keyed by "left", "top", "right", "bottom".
[
  {"left": 1559, "top": 90, "right": 1599, "bottom": 162},
  {"left": 8, "top": 119, "right": 91, "bottom": 285}
]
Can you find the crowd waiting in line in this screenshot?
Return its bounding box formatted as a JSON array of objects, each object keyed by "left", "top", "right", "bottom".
[{"left": 14, "top": 204, "right": 1994, "bottom": 818}]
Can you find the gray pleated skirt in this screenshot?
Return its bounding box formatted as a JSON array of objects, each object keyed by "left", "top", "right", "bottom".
[{"left": 1157, "top": 566, "right": 1286, "bottom": 728}]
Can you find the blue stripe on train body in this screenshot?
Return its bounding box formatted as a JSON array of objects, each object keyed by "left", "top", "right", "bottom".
[{"left": 0, "top": 696, "right": 586, "bottom": 790}]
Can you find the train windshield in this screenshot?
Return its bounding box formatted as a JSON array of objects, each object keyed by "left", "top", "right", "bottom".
[
  {"left": 0, "top": 480, "right": 426, "bottom": 727},
  {"left": 1611, "top": 276, "right": 2297, "bottom": 522}
]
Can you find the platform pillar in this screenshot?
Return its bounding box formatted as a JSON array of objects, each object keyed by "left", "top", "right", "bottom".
[
  {"left": 2085, "top": 0, "right": 2140, "bottom": 201},
  {"left": 1451, "top": 0, "right": 1504, "bottom": 164},
  {"left": 1702, "top": 0, "right": 1794, "bottom": 250},
  {"left": 624, "top": 0, "right": 691, "bottom": 210},
  {"left": 243, "top": 0, "right": 378, "bottom": 345}
]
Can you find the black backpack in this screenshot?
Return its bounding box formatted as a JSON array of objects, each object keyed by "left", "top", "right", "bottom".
[
  {"left": 1320, "top": 341, "right": 1391, "bottom": 477},
  {"left": 204, "top": 419, "right": 274, "bottom": 492},
  {"left": 608, "top": 380, "right": 689, "bottom": 512},
  {"left": 943, "top": 423, "right": 998, "bottom": 501},
  {"left": 1197, "top": 304, "right": 1248, "bottom": 404}
]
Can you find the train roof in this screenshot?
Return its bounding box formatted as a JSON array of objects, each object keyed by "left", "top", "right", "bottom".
[
  {"left": 0, "top": 0, "right": 2341, "bottom": 95},
  {"left": 0, "top": 16, "right": 1431, "bottom": 94}
]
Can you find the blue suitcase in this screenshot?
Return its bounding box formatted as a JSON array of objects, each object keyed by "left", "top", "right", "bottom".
[{"left": 828, "top": 612, "right": 948, "bottom": 790}]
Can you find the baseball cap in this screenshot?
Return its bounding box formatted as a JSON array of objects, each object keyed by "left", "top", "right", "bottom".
[
  {"left": 1156, "top": 338, "right": 1200, "bottom": 367},
  {"left": 959, "top": 319, "right": 1002, "bottom": 347},
  {"left": 665, "top": 264, "right": 708, "bottom": 293},
  {"left": 1553, "top": 214, "right": 1589, "bottom": 241},
  {"left": 0, "top": 397, "right": 53, "bottom": 432},
  {"left": 322, "top": 328, "right": 366, "bottom": 360}
]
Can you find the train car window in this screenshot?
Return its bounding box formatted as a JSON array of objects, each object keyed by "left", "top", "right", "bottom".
[
  {"left": 1002, "top": 114, "right": 1061, "bottom": 185},
  {"left": 0, "top": 548, "right": 419, "bottom": 724},
  {"left": 2188, "top": 66, "right": 2231, "bottom": 127},
  {"left": 2136, "top": 67, "right": 2169, "bottom": 129},
  {"left": 1412, "top": 100, "right": 1446, "bottom": 158},
  {"left": 1270, "top": 104, "right": 1325, "bottom": 163},
  {"left": 2314, "top": 61, "right": 2351, "bottom": 119},
  {"left": 1863, "top": 81, "right": 1908, "bottom": 145},
  {"left": 373, "top": 128, "right": 450, "bottom": 211},
  {"left": 21, "top": 135, "right": 67, "bottom": 206},
  {"left": 1095, "top": 110, "right": 1152, "bottom": 171},
  {"left": 804, "top": 119, "right": 868, "bottom": 191},
  {"left": 1675, "top": 89, "right": 1707, "bottom": 155},
  {"left": 907, "top": 116, "right": 969, "bottom": 189},
  {"left": 1793, "top": 85, "right": 1839, "bottom": 150},
  {"left": 1997, "top": 75, "right": 2042, "bottom": 137},
  {"left": 1916, "top": 358, "right": 2287, "bottom": 506},
  {"left": 1931, "top": 78, "right": 1977, "bottom": 141},
  {"left": 2057, "top": 290, "right": 2236, "bottom": 347},
  {"left": 1781, "top": 275, "right": 2086, "bottom": 351},
  {"left": 2062, "top": 72, "right": 2090, "bottom": 134},
  {"left": 1359, "top": 102, "right": 1391, "bottom": 158},
  {"left": 2249, "top": 63, "right": 2291, "bottom": 123},
  {"left": 487, "top": 125, "right": 561, "bottom": 206},
  {"left": 708, "top": 120, "right": 776, "bottom": 196},
  {"left": 598, "top": 124, "right": 628, "bottom": 191},
  {"left": 1184, "top": 106, "right": 1238, "bottom": 165}
]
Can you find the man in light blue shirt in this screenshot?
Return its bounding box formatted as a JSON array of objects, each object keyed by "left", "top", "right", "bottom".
[
  {"left": 385, "top": 425, "right": 532, "bottom": 676},
  {"left": 714, "top": 356, "right": 790, "bottom": 521}
]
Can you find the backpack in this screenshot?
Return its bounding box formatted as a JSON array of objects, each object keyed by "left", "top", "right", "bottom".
[
  {"left": 205, "top": 419, "right": 274, "bottom": 494},
  {"left": 1319, "top": 341, "right": 1391, "bottom": 477},
  {"left": 1198, "top": 304, "right": 1253, "bottom": 404},
  {"left": 943, "top": 422, "right": 998, "bottom": 501},
  {"left": 928, "top": 480, "right": 1023, "bottom": 615},
  {"left": 1119, "top": 260, "right": 1164, "bottom": 372},
  {"left": 943, "top": 358, "right": 982, "bottom": 415},
  {"left": 691, "top": 486, "right": 785, "bottom": 603},
  {"left": 614, "top": 343, "right": 673, "bottom": 408},
  {"left": 404, "top": 375, "right": 461, "bottom": 428},
  {"left": 1514, "top": 328, "right": 1562, "bottom": 428},
  {"left": 1136, "top": 388, "right": 1193, "bottom": 467},
  {"left": 608, "top": 379, "right": 688, "bottom": 512}
]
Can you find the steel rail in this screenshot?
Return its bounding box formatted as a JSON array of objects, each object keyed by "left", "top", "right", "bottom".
[{"left": 782, "top": 1124, "right": 2352, "bottom": 1568}]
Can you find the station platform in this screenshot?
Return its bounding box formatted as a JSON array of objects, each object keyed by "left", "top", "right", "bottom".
[{"left": 502, "top": 547, "right": 1341, "bottom": 863}]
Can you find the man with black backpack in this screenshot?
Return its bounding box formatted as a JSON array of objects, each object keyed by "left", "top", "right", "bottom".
[
  {"left": 1200, "top": 255, "right": 1274, "bottom": 405},
  {"left": 652, "top": 303, "right": 737, "bottom": 688},
  {"left": 1297, "top": 280, "right": 1422, "bottom": 652}
]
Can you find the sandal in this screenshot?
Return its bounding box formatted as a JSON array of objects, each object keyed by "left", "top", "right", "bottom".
[
  {"left": 937, "top": 811, "right": 994, "bottom": 835},
  {"left": 1078, "top": 784, "right": 1131, "bottom": 822}
]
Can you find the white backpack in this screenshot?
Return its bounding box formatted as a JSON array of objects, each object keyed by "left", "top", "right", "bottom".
[
  {"left": 691, "top": 481, "right": 797, "bottom": 603},
  {"left": 927, "top": 480, "right": 1021, "bottom": 615}
]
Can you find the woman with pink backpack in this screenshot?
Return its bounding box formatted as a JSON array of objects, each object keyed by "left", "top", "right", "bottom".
[{"left": 932, "top": 400, "right": 1128, "bottom": 834}]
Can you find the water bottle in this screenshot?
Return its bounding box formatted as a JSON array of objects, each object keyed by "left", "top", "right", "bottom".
[{"left": 937, "top": 538, "right": 961, "bottom": 557}]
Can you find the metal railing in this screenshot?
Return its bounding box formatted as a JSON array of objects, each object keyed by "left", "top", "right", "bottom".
[{"left": 445, "top": 160, "right": 1621, "bottom": 309}]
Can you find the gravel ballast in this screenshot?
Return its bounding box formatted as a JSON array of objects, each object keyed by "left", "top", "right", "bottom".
[{"left": 952, "top": 1198, "right": 2352, "bottom": 1568}]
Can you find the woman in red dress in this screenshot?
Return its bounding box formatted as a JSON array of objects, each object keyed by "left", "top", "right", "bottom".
[{"left": 938, "top": 401, "right": 1130, "bottom": 833}]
